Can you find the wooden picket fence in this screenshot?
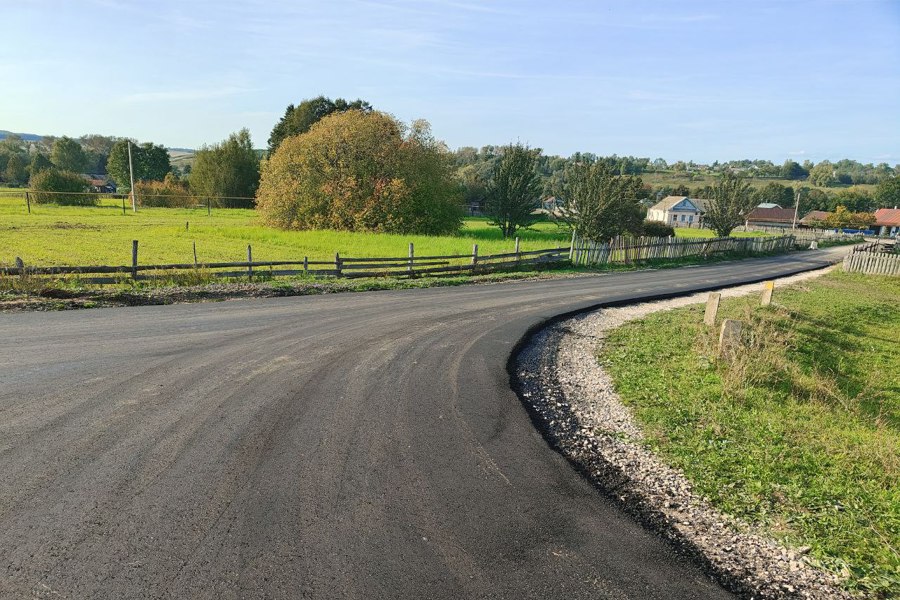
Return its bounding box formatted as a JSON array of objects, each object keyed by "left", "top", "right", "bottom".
[
  {"left": 843, "top": 250, "right": 900, "bottom": 276},
  {"left": 569, "top": 233, "right": 795, "bottom": 267},
  {"left": 0, "top": 240, "right": 570, "bottom": 285},
  {"left": 743, "top": 225, "right": 864, "bottom": 244}
]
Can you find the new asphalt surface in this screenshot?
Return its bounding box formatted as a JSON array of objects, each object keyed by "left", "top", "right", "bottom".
[{"left": 0, "top": 249, "right": 846, "bottom": 599}]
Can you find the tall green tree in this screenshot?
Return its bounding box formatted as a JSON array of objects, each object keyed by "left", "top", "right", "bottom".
[
  {"left": 780, "top": 160, "right": 807, "bottom": 180},
  {"left": 705, "top": 172, "right": 755, "bottom": 237},
  {"left": 753, "top": 182, "right": 795, "bottom": 207},
  {"left": 484, "top": 144, "right": 542, "bottom": 238},
  {"left": 30, "top": 169, "right": 94, "bottom": 205},
  {"left": 560, "top": 161, "right": 644, "bottom": 242},
  {"left": 106, "top": 139, "right": 171, "bottom": 191},
  {"left": 190, "top": 129, "right": 261, "bottom": 208},
  {"left": 29, "top": 153, "right": 53, "bottom": 176},
  {"left": 874, "top": 175, "right": 900, "bottom": 208},
  {"left": 267, "top": 95, "right": 372, "bottom": 155},
  {"left": 4, "top": 154, "right": 26, "bottom": 185},
  {"left": 50, "top": 136, "right": 88, "bottom": 172}
]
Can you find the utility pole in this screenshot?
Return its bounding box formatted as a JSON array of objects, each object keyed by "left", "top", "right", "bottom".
[
  {"left": 127, "top": 140, "right": 137, "bottom": 213},
  {"left": 792, "top": 190, "right": 801, "bottom": 230}
]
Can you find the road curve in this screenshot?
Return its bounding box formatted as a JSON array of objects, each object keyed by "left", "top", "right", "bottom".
[{"left": 0, "top": 249, "right": 845, "bottom": 599}]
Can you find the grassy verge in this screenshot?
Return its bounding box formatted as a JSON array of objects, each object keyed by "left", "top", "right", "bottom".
[{"left": 600, "top": 272, "right": 899, "bottom": 597}]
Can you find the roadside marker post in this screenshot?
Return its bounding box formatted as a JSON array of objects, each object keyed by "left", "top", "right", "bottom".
[
  {"left": 718, "top": 319, "right": 743, "bottom": 358},
  {"left": 704, "top": 292, "right": 721, "bottom": 326},
  {"left": 761, "top": 281, "right": 774, "bottom": 306}
]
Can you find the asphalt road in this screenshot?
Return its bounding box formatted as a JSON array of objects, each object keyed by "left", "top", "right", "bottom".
[{"left": 0, "top": 249, "right": 846, "bottom": 599}]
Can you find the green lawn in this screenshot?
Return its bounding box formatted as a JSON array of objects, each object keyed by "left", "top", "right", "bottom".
[
  {"left": 600, "top": 273, "right": 900, "bottom": 598},
  {"left": 0, "top": 194, "right": 571, "bottom": 266}
]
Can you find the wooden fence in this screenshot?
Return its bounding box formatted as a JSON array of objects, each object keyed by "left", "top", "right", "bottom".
[
  {"left": 741, "top": 225, "right": 863, "bottom": 243},
  {"left": 0, "top": 241, "right": 570, "bottom": 285},
  {"left": 843, "top": 250, "right": 900, "bottom": 276},
  {"left": 569, "top": 234, "right": 796, "bottom": 267}
]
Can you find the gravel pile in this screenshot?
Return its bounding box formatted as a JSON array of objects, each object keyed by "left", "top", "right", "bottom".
[{"left": 513, "top": 267, "right": 855, "bottom": 599}]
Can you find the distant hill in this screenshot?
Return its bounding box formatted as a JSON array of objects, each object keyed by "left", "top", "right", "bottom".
[{"left": 0, "top": 130, "right": 44, "bottom": 142}]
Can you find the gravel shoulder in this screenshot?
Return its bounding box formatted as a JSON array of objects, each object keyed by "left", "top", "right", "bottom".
[{"left": 513, "top": 266, "right": 857, "bottom": 600}]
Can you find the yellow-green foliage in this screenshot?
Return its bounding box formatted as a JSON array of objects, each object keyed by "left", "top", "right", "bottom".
[
  {"left": 256, "top": 110, "right": 463, "bottom": 235},
  {"left": 135, "top": 174, "right": 193, "bottom": 208}
]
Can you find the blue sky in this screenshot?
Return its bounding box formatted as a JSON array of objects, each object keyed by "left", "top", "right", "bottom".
[{"left": 2, "top": 0, "right": 899, "bottom": 163}]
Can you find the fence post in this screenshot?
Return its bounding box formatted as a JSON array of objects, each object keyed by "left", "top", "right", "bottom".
[
  {"left": 408, "top": 242, "right": 414, "bottom": 275},
  {"left": 514, "top": 237, "right": 520, "bottom": 266},
  {"left": 193, "top": 241, "right": 198, "bottom": 267},
  {"left": 25, "top": 192, "right": 31, "bottom": 214},
  {"left": 303, "top": 256, "right": 308, "bottom": 273},
  {"left": 131, "top": 240, "right": 138, "bottom": 280},
  {"left": 247, "top": 245, "right": 253, "bottom": 280},
  {"left": 471, "top": 244, "right": 479, "bottom": 272},
  {"left": 15, "top": 257, "right": 24, "bottom": 277},
  {"left": 121, "top": 195, "right": 126, "bottom": 215},
  {"left": 207, "top": 197, "right": 211, "bottom": 216},
  {"left": 335, "top": 252, "right": 342, "bottom": 276}
]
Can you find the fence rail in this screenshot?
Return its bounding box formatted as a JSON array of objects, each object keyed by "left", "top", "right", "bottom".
[
  {"left": 1, "top": 241, "right": 570, "bottom": 285},
  {"left": 843, "top": 250, "right": 900, "bottom": 276},
  {"left": 569, "top": 234, "right": 795, "bottom": 267}
]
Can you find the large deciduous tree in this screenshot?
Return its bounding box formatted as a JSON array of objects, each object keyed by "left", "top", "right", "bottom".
[
  {"left": 190, "top": 129, "right": 260, "bottom": 208},
  {"left": 484, "top": 144, "right": 542, "bottom": 238},
  {"left": 267, "top": 95, "right": 372, "bottom": 155},
  {"left": 705, "top": 172, "right": 755, "bottom": 237},
  {"left": 560, "top": 160, "right": 644, "bottom": 242},
  {"left": 256, "top": 110, "right": 462, "bottom": 235},
  {"left": 30, "top": 169, "right": 94, "bottom": 205},
  {"left": 106, "top": 139, "right": 171, "bottom": 191},
  {"left": 50, "top": 136, "right": 88, "bottom": 173},
  {"left": 4, "top": 154, "right": 26, "bottom": 185},
  {"left": 875, "top": 175, "right": 900, "bottom": 208}
]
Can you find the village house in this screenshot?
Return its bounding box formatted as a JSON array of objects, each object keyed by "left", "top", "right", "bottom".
[
  {"left": 873, "top": 207, "right": 900, "bottom": 237},
  {"left": 646, "top": 195, "right": 706, "bottom": 228},
  {"left": 744, "top": 207, "right": 797, "bottom": 228},
  {"left": 799, "top": 210, "right": 832, "bottom": 227}
]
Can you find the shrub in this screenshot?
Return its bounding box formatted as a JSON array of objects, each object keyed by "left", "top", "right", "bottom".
[
  {"left": 641, "top": 220, "right": 675, "bottom": 238},
  {"left": 30, "top": 169, "right": 95, "bottom": 205},
  {"left": 135, "top": 174, "right": 193, "bottom": 208},
  {"left": 256, "top": 111, "right": 463, "bottom": 235}
]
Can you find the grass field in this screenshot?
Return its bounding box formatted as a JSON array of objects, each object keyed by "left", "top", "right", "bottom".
[
  {"left": 0, "top": 194, "right": 573, "bottom": 266},
  {"left": 0, "top": 193, "right": 760, "bottom": 267},
  {"left": 600, "top": 272, "right": 899, "bottom": 597}
]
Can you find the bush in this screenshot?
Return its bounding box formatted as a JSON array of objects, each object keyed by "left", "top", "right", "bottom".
[
  {"left": 30, "top": 169, "right": 95, "bottom": 205},
  {"left": 641, "top": 220, "right": 675, "bottom": 237},
  {"left": 135, "top": 174, "right": 193, "bottom": 207},
  {"left": 256, "top": 111, "right": 463, "bottom": 235}
]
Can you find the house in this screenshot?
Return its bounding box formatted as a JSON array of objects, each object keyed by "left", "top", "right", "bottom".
[
  {"left": 646, "top": 196, "right": 704, "bottom": 228},
  {"left": 745, "top": 207, "right": 797, "bottom": 228},
  {"left": 874, "top": 207, "right": 900, "bottom": 237},
  {"left": 799, "top": 210, "right": 831, "bottom": 227}
]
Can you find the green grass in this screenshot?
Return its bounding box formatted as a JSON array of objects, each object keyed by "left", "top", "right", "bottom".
[
  {"left": 0, "top": 194, "right": 571, "bottom": 266},
  {"left": 0, "top": 194, "right": 769, "bottom": 268},
  {"left": 600, "top": 273, "right": 900, "bottom": 597}
]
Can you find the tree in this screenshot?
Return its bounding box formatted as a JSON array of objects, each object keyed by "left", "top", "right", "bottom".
[
  {"left": 256, "top": 110, "right": 462, "bottom": 235},
  {"left": 483, "top": 144, "right": 542, "bottom": 238},
  {"left": 559, "top": 160, "right": 644, "bottom": 242},
  {"left": 190, "top": 129, "right": 260, "bottom": 208},
  {"left": 808, "top": 161, "right": 837, "bottom": 187},
  {"left": 50, "top": 136, "right": 87, "bottom": 173},
  {"left": 705, "top": 172, "right": 755, "bottom": 237},
  {"left": 753, "top": 182, "right": 795, "bottom": 207},
  {"left": 4, "top": 154, "right": 26, "bottom": 185},
  {"left": 875, "top": 175, "right": 900, "bottom": 208},
  {"left": 106, "top": 139, "right": 171, "bottom": 191},
  {"left": 30, "top": 169, "right": 94, "bottom": 205},
  {"left": 823, "top": 206, "right": 875, "bottom": 229},
  {"left": 29, "top": 153, "right": 53, "bottom": 176},
  {"left": 267, "top": 95, "right": 372, "bottom": 155},
  {"left": 781, "top": 160, "right": 807, "bottom": 180},
  {"left": 135, "top": 173, "right": 192, "bottom": 207}
]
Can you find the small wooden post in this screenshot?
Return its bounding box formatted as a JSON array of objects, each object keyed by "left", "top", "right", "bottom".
[
  {"left": 206, "top": 197, "right": 211, "bottom": 216},
  {"left": 303, "top": 256, "right": 308, "bottom": 272},
  {"left": 514, "top": 237, "right": 520, "bottom": 265},
  {"left": 718, "top": 319, "right": 743, "bottom": 358},
  {"left": 25, "top": 192, "right": 31, "bottom": 214},
  {"left": 121, "top": 195, "right": 126, "bottom": 215},
  {"left": 15, "top": 257, "right": 24, "bottom": 276},
  {"left": 131, "top": 240, "right": 139, "bottom": 280},
  {"left": 471, "top": 244, "right": 479, "bottom": 272},
  {"left": 247, "top": 245, "right": 253, "bottom": 280},
  {"left": 408, "top": 242, "right": 414, "bottom": 275},
  {"left": 185, "top": 221, "right": 189, "bottom": 232},
  {"left": 760, "top": 281, "right": 774, "bottom": 306},
  {"left": 704, "top": 292, "right": 721, "bottom": 326},
  {"left": 335, "top": 252, "right": 342, "bottom": 276},
  {"left": 192, "top": 241, "right": 198, "bottom": 267}
]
